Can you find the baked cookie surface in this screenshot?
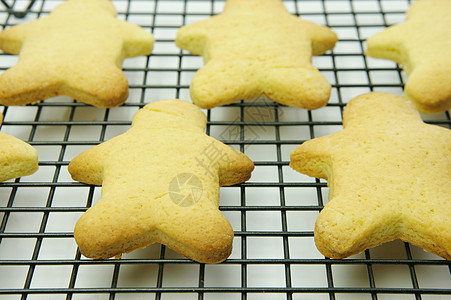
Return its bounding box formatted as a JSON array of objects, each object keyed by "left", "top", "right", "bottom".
[
  {"left": 0, "top": 113, "right": 38, "bottom": 182},
  {"left": 175, "top": 0, "right": 337, "bottom": 109},
  {"left": 365, "top": 0, "right": 451, "bottom": 113},
  {"left": 290, "top": 92, "right": 451, "bottom": 260},
  {"left": 68, "top": 99, "right": 254, "bottom": 263},
  {"left": 0, "top": 0, "right": 154, "bottom": 108}
]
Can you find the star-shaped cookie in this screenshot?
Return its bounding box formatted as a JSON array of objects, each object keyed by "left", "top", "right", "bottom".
[
  {"left": 366, "top": 0, "right": 451, "bottom": 114},
  {"left": 290, "top": 92, "right": 451, "bottom": 259},
  {"left": 0, "top": 0, "right": 154, "bottom": 108},
  {"left": 175, "top": 0, "right": 337, "bottom": 109},
  {"left": 0, "top": 113, "right": 38, "bottom": 182},
  {"left": 68, "top": 99, "right": 254, "bottom": 263}
]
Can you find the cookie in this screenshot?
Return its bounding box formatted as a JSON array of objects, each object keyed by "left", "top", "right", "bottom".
[
  {"left": 175, "top": 0, "right": 337, "bottom": 109},
  {"left": 365, "top": 0, "right": 451, "bottom": 114},
  {"left": 290, "top": 92, "right": 451, "bottom": 260},
  {"left": 0, "top": 0, "right": 154, "bottom": 108},
  {"left": 0, "top": 113, "right": 38, "bottom": 182},
  {"left": 68, "top": 99, "right": 254, "bottom": 263}
]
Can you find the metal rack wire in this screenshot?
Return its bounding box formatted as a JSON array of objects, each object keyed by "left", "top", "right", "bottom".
[{"left": 0, "top": 0, "right": 450, "bottom": 299}]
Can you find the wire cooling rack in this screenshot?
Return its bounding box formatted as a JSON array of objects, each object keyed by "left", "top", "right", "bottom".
[{"left": 0, "top": 0, "right": 450, "bottom": 299}]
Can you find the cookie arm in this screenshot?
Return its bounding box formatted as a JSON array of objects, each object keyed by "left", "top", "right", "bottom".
[
  {"left": 365, "top": 25, "right": 407, "bottom": 67},
  {"left": 175, "top": 19, "right": 216, "bottom": 56},
  {"left": 68, "top": 142, "right": 112, "bottom": 186},
  {"left": 290, "top": 136, "right": 334, "bottom": 180},
  {"left": 209, "top": 139, "right": 254, "bottom": 186},
  {"left": 0, "top": 133, "right": 38, "bottom": 182},
  {"left": 0, "top": 21, "right": 36, "bottom": 54},
  {"left": 118, "top": 21, "right": 154, "bottom": 58},
  {"left": 299, "top": 20, "right": 338, "bottom": 56}
]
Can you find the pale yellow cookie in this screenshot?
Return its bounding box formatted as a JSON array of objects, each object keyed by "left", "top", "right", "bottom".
[
  {"left": 68, "top": 99, "right": 254, "bottom": 263},
  {"left": 0, "top": 113, "right": 38, "bottom": 182},
  {"left": 290, "top": 92, "right": 451, "bottom": 260},
  {"left": 175, "top": 0, "right": 337, "bottom": 109},
  {"left": 0, "top": 0, "right": 154, "bottom": 108},
  {"left": 366, "top": 0, "right": 451, "bottom": 114}
]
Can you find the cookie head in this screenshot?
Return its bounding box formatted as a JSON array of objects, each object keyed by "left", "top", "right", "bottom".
[
  {"left": 342, "top": 92, "right": 421, "bottom": 128},
  {"left": 55, "top": 0, "right": 116, "bottom": 15},
  {"left": 132, "top": 99, "right": 207, "bottom": 130},
  {"left": 223, "top": 0, "right": 286, "bottom": 12}
]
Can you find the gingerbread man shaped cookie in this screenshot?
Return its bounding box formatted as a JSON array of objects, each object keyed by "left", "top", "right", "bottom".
[
  {"left": 68, "top": 99, "right": 254, "bottom": 263},
  {"left": 0, "top": 113, "right": 38, "bottom": 182},
  {"left": 0, "top": 0, "right": 154, "bottom": 108},
  {"left": 366, "top": 0, "right": 451, "bottom": 113},
  {"left": 176, "top": 0, "right": 337, "bottom": 109},
  {"left": 290, "top": 92, "right": 451, "bottom": 260}
]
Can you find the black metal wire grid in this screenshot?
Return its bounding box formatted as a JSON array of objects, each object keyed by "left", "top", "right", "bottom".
[{"left": 0, "top": 0, "right": 450, "bottom": 299}]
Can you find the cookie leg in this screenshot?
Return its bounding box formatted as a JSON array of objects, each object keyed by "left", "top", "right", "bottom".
[
  {"left": 156, "top": 207, "right": 234, "bottom": 263},
  {"left": 0, "top": 63, "right": 61, "bottom": 105},
  {"left": 314, "top": 197, "right": 400, "bottom": 259},
  {"left": 189, "top": 59, "right": 261, "bottom": 109},
  {"left": 400, "top": 206, "right": 451, "bottom": 260},
  {"left": 61, "top": 63, "right": 129, "bottom": 108},
  {"left": 263, "top": 66, "right": 331, "bottom": 110},
  {"left": 74, "top": 195, "right": 234, "bottom": 263},
  {"left": 0, "top": 61, "right": 128, "bottom": 107},
  {"left": 405, "top": 65, "right": 451, "bottom": 114}
]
